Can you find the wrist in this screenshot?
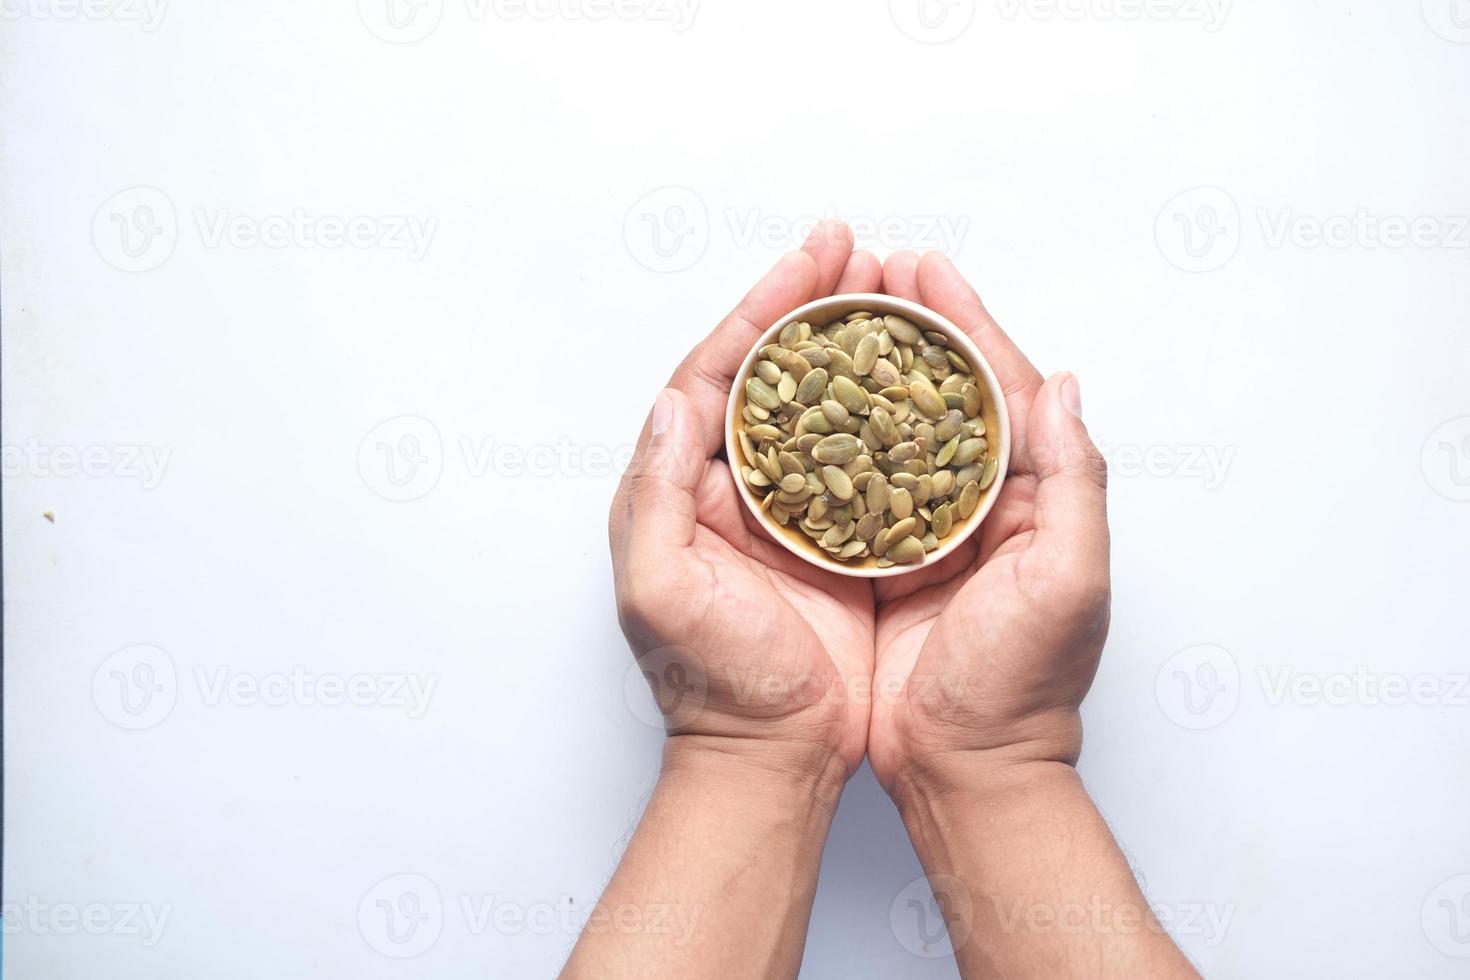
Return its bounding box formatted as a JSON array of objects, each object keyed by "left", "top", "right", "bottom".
[
  {"left": 661, "top": 734, "right": 850, "bottom": 817},
  {"left": 891, "top": 747, "right": 1082, "bottom": 822}
]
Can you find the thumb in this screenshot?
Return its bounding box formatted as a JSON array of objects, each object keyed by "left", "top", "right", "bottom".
[
  {"left": 619, "top": 387, "right": 705, "bottom": 564},
  {"left": 1026, "top": 373, "right": 1110, "bottom": 576}
]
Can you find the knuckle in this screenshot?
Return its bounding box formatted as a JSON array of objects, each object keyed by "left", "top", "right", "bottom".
[{"left": 1057, "top": 442, "right": 1108, "bottom": 490}]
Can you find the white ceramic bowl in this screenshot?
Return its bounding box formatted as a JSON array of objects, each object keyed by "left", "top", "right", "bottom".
[{"left": 725, "top": 293, "right": 1010, "bottom": 578}]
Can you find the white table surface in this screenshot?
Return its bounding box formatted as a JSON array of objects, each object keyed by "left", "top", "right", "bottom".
[{"left": 4, "top": 2, "right": 1468, "bottom": 976}]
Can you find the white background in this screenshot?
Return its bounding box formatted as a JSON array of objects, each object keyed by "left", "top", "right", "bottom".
[{"left": 3, "top": 1, "right": 1469, "bottom": 977}]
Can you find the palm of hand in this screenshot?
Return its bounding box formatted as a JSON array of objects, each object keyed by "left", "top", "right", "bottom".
[{"left": 671, "top": 460, "right": 874, "bottom": 773}]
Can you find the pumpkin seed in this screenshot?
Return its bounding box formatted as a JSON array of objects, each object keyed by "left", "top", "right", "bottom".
[
  {"left": 932, "top": 503, "right": 953, "bottom": 538},
  {"left": 745, "top": 377, "right": 781, "bottom": 411},
  {"left": 889, "top": 487, "right": 914, "bottom": 521},
  {"left": 887, "top": 536, "right": 925, "bottom": 565},
  {"left": 822, "top": 465, "right": 855, "bottom": 501},
  {"left": 952, "top": 438, "right": 985, "bottom": 467},
  {"left": 978, "top": 457, "right": 999, "bottom": 491},
  {"left": 957, "top": 480, "right": 981, "bottom": 519},
  {"left": 853, "top": 334, "right": 880, "bottom": 375},
  {"left": 795, "top": 368, "right": 829, "bottom": 405},
  {"left": 832, "top": 375, "right": 868, "bottom": 414},
  {"left": 884, "top": 314, "right": 922, "bottom": 344},
  {"left": 812, "top": 434, "right": 862, "bottom": 465}
]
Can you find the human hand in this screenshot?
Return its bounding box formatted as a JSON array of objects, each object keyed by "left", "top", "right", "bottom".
[
  {"left": 609, "top": 221, "right": 885, "bottom": 783},
  {"left": 865, "top": 251, "right": 1112, "bottom": 798}
]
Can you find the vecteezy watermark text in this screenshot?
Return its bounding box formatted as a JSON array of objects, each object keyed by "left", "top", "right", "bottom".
[
  {"left": 1, "top": 897, "right": 172, "bottom": 947},
  {"left": 357, "top": 873, "right": 701, "bottom": 958},
  {"left": 1156, "top": 644, "right": 1470, "bottom": 730},
  {"left": 0, "top": 0, "right": 167, "bottom": 29},
  {"left": 92, "top": 645, "right": 438, "bottom": 730},
  {"left": 358, "top": 415, "right": 636, "bottom": 502},
  {"left": 3, "top": 440, "right": 172, "bottom": 489},
  {"left": 624, "top": 191, "right": 971, "bottom": 273},
  {"left": 93, "top": 187, "right": 438, "bottom": 272}
]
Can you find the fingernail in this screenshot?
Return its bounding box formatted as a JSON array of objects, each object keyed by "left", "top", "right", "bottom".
[
  {"left": 1059, "top": 373, "right": 1082, "bottom": 418},
  {"left": 651, "top": 389, "right": 674, "bottom": 437}
]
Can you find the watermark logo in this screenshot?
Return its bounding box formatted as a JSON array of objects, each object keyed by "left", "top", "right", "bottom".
[
  {"left": 1155, "top": 186, "right": 1240, "bottom": 273},
  {"left": 1423, "top": 0, "right": 1470, "bottom": 43},
  {"left": 622, "top": 645, "right": 707, "bottom": 730},
  {"left": 358, "top": 0, "right": 443, "bottom": 42},
  {"left": 93, "top": 186, "right": 178, "bottom": 273},
  {"left": 92, "top": 645, "right": 178, "bottom": 731},
  {"left": 890, "top": 0, "right": 975, "bottom": 43},
  {"left": 359, "top": 873, "right": 444, "bottom": 958},
  {"left": 890, "top": 874, "right": 973, "bottom": 958},
  {"left": 1423, "top": 416, "right": 1470, "bottom": 502},
  {"left": 624, "top": 187, "right": 709, "bottom": 273},
  {"left": 1155, "top": 644, "right": 1239, "bottom": 730},
  {"left": 1423, "top": 874, "right": 1470, "bottom": 958},
  {"left": 358, "top": 416, "right": 444, "bottom": 502},
  {"left": 0, "top": 0, "right": 168, "bottom": 30}
]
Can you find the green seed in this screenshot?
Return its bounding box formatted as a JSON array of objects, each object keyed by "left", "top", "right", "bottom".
[
  {"left": 887, "top": 536, "right": 924, "bottom": 564},
  {"left": 978, "top": 457, "right": 999, "bottom": 491},
  {"left": 952, "top": 438, "right": 985, "bottom": 467},
  {"left": 745, "top": 377, "right": 781, "bottom": 411},
  {"left": 957, "top": 480, "right": 981, "bottom": 519},
  {"left": 932, "top": 503, "right": 953, "bottom": 538},
  {"left": 884, "top": 314, "right": 922, "bottom": 344},
  {"left": 853, "top": 334, "right": 880, "bottom": 375},
  {"left": 821, "top": 400, "right": 850, "bottom": 427},
  {"left": 890, "top": 487, "right": 914, "bottom": 521},
  {"left": 833, "top": 375, "right": 869, "bottom": 414},
  {"left": 822, "top": 465, "right": 855, "bottom": 501},
  {"left": 911, "top": 381, "right": 947, "bottom": 419},
  {"left": 795, "top": 368, "right": 829, "bottom": 406},
  {"left": 812, "top": 434, "right": 862, "bottom": 465}
]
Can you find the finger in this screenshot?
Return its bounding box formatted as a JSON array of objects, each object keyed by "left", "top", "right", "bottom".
[
  {"left": 1025, "top": 373, "right": 1110, "bottom": 584},
  {"left": 612, "top": 387, "right": 705, "bottom": 574},
  {"left": 916, "top": 252, "right": 1044, "bottom": 469},
  {"left": 882, "top": 249, "right": 921, "bottom": 301},
  {"left": 834, "top": 249, "right": 882, "bottom": 294},
  {"left": 803, "top": 218, "right": 857, "bottom": 297},
  {"left": 667, "top": 220, "right": 857, "bottom": 454}
]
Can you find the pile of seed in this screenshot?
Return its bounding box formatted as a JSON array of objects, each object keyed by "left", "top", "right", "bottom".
[{"left": 736, "top": 311, "right": 1000, "bottom": 568}]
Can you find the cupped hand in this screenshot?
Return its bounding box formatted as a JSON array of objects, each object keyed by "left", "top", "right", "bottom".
[
  {"left": 866, "top": 251, "right": 1113, "bottom": 795},
  {"left": 609, "top": 222, "right": 883, "bottom": 779}
]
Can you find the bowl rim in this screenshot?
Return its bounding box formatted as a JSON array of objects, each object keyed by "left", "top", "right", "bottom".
[{"left": 723, "top": 292, "right": 1011, "bottom": 579}]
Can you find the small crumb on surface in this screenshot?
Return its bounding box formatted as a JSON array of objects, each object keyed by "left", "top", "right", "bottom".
[{"left": 43, "top": 511, "right": 55, "bottom": 523}]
